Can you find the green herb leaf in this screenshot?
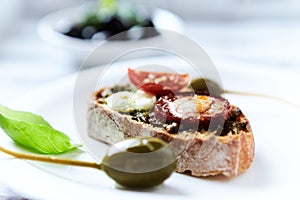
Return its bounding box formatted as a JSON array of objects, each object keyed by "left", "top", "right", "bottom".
[
  {"left": 0, "top": 105, "right": 78, "bottom": 154},
  {"left": 0, "top": 105, "right": 51, "bottom": 127}
]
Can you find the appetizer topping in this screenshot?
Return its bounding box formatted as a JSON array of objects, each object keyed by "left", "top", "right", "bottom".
[
  {"left": 128, "top": 68, "right": 189, "bottom": 95},
  {"left": 95, "top": 84, "right": 134, "bottom": 99},
  {"left": 130, "top": 110, "right": 150, "bottom": 123},
  {"left": 96, "top": 69, "right": 248, "bottom": 136},
  {"left": 154, "top": 94, "right": 231, "bottom": 131},
  {"left": 220, "top": 107, "right": 249, "bottom": 136},
  {"left": 105, "top": 89, "right": 156, "bottom": 112},
  {"left": 163, "top": 122, "right": 179, "bottom": 133},
  {"left": 106, "top": 91, "right": 131, "bottom": 112}
]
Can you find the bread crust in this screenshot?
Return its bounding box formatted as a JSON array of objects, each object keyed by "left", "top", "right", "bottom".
[{"left": 88, "top": 96, "right": 254, "bottom": 177}]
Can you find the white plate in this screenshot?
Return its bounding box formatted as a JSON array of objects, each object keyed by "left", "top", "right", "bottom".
[{"left": 1, "top": 57, "right": 300, "bottom": 199}]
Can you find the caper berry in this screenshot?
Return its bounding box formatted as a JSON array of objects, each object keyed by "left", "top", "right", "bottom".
[
  {"left": 0, "top": 137, "right": 176, "bottom": 190},
  {"left": 101, "top": 137, "right": 176, "bottom": 189}
]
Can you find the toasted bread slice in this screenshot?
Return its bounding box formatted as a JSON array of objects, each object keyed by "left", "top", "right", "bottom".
[{"left": 87, "top": 90, "right": 254, "bottom": 177}]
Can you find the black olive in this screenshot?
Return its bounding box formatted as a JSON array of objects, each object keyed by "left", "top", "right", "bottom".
[
  {"left": 62, "top": 15, "right": 159, "bottom": 40},
  {"left": 91, "top": 31, "right": 110, "bottom": 41},
  {"left": 64, "top": 25, "right": 83, "bottom": 38},
  {"left": 81, "top": 26, "right": 97, "bottom": 39},
  {"left": 104, "top": 17, "right": 129, "bottom": 39}
]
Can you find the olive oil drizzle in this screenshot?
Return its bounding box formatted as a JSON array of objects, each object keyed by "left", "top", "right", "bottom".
[{"left": 224, "top": 90, "right": 300, "bottom": 110}]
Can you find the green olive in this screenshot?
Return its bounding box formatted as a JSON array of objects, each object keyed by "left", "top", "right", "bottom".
[
  {"left": 101, "top": 137, "right": 177, "bottom": 189},
  {"left": 189, "top": 78, "right": 223, "bottom": 96}
]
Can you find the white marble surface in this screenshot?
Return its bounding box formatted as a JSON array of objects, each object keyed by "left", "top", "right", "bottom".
[
  {"left": 0, "top": 12, "right": 300, "bottom": 199},
  {"left": 0, "top": 19, "right": 79, "bottom": 200}
]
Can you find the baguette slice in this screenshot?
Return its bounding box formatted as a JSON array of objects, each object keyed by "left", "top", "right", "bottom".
[{"left": 87, "top": 91, "right": 254, "bottom": 177}]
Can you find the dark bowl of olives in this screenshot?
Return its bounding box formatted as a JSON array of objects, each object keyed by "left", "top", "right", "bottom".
[{"left": 37, "top": 1, "right": 183, "bottom": 66}]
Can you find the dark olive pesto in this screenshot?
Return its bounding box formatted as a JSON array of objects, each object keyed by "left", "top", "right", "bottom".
[
  {"left": 110, "top": 84, "right": 135, "bottom": 94},
  {"left": 130, "top": 110, "right": 150, "bottom": 123},
  {"left": 219, "top": 107, "right": 248, "bottom": 136}
]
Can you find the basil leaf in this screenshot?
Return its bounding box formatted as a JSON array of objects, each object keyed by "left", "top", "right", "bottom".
[
  {"left": 0, "top": 105, "right": 51, "bottom": 127},
  {"left": 0, "top": 105, "right": 78, "bottom": 154}
]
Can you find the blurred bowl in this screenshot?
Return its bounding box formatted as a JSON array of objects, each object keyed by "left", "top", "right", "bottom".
[{"left": 37, "top": 3, "right": 184, "bottom": 67}]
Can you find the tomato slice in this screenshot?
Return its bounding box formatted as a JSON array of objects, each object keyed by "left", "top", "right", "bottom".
[{"left": 128, "top": 68, "right": 189, "bottom": 95}]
